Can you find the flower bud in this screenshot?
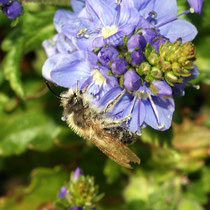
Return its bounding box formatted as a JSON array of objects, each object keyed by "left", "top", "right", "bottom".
[
  {"left": 124, "top": 70, "right": 141, "bottom": 91},
  {"left": 138, "top": 62, "right": 151, "bottom": 76},
  {"left": 172, "top": 62, "right": 182, "bottom": 76},
  {"left": 165, "top": 72, "right": 178, "bottom": 83},
  {"left": 0, "top": 0, "right": 10, "bottom": 5},
  {"left": 150, "top": 80, "right": 172, "bottom": 97},
  {"left": 130, "top": 51, "right": 145, "bottom": 66},
  {"left": 58, "top": 186, "right": 68, "bottom": 198},
  {"left": 73, "top": 167, "right": 83, "bottom": 180},
  {"left": 111, "top": 58, "right": 128, "bottom": 75},
  {"left": 127, "top": 34, "right": 146, "bottom": 52},
  {"left": 152, "top": 38, "right": 168, "bottom": 52},
  {"left": 148, "top": 53, "right": 159, "bottom": 66},
  {"left": 142, "top": 28, "right": 157, "bottom": 43},
  {"left": 98, "top": 46, "right": 119, "bottom": 67},
  {"left": 187, "top": 0, "right": 203, "bottom": 14},
  {"left": 151, "top": 67, "right": 162, "bottom": 79},
  {"left": 3, "top": 1, "right": 22, "bottom": 19},
  {"left": 181, "top": 69, "right": 191, "bottom": 77},
  {"left": 161, "top": 61, "right": 171, "bottom": 71},
  {"left": 71, "top": 207, "right": 83, "bottom": 210}
]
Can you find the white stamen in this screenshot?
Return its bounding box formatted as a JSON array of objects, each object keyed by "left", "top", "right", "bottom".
[
  {"left": 147, "top": 93, "right": 164, "bottom": 129},
  {"left": 91, "top": 69, "right": 106, "bottom": 86},
  {"left": 116, "top": 0, "right": 122, "bottom": 4},
  {"left": 77, "top": 28, "right": 88, "bottom": 39},
  {"left": 101, "top": 25, "right": 118, "bottom": 38},
  {"left": 190, "top": 8, "right": 195, "bottom": 13}
]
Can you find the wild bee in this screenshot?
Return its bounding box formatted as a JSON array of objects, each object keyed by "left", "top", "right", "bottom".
[
  {"left": 60, "top": 87, "right": 140, "bottom": 168},
  {"left": 46, "top": 82, "right": 140, "bottom": 168}
]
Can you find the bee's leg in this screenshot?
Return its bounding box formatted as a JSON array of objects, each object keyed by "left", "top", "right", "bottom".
[
  {"left": 102, "top": 96, "right": 137, "bottom": 128},
  {"left": 102, "top": 114, "right": 132, "bottom": 128},
  {"left": 101, "top": 89, "right": 126, "bottom": 114}
]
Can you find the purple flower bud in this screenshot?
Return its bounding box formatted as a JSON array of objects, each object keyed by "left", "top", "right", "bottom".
[
  {"left": 152, "top": 38, "right": 168, "bottom": 52},
  {"left": 130, "top": 51, "right": 145, "bottom": 66},
  {"left": 71, "top": 207, "right": 83, "bottom": 210},
  {"left": 124, "top": 70, "right": 141, "bottom": 91},
  {"left": 142, "top": 28, "right": 157, "bottom": 43},
  {"left": 98, "top": 46, "right": 119, "bottom": 67},
  {"left": 187, "top": 0, "right": 203, "bottom": 14},
  {"left": 0, "top": 0, "right": 10, "bottom": 5},
  {"left": 3, "top": 1, "right": 22, "bottom": 19},
  {"left": 58, "top": 186, "right": 68, "bottom": 198},
  {"left": 73, "top": 167, "right": 83, "bottom": 180},
  {"left": 127, "top": 34, "right": 146, "bottom": 52},
  {"left": 111, "top": 58, "right": 128, "bottom": 75},
  {"left": 151, "top": 80, "right": 172, "bottom": 97}
]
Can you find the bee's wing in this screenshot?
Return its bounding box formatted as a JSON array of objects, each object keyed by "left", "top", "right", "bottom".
[{"left": 88, "top": 123, "right": 140, "bottom": 168}]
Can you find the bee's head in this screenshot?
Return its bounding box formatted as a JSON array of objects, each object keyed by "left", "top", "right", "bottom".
[{"left": 62, "top": 89, "right": 85, "bottom": 114}]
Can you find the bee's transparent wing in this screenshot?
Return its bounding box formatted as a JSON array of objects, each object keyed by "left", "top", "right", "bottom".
[
  {"left": 88, "top": 123, "right": 140, "bottom": 168},
  {"left": 90, "top": 135, "right": 140, "bottom": 168}
]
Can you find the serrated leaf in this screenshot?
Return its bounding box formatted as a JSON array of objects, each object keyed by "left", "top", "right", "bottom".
[
  {"left": 2, "top": 37, "right": 25, "bottom": 99},
  {"left": 0, "top": 167, "right": 68, "bottom": 210}
]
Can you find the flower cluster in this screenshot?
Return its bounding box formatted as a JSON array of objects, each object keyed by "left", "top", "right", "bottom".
[
  {"left": 55, "top": 167, "right": 102, "bottom": 210},
  {"left": 43, "top": 0, "right": 202, "bottom": 134},
  {"left": 0, "top": 0, "right": 22, "bottom": 19}
]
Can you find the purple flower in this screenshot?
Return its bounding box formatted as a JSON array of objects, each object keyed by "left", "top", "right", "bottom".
[
  {"left": 111, "top": 58, "right": 128, "bottom": 75},
  {"left": 71, "top": 207, "right": 83, "bottom": 210},
  {"left": 151, "top": 37, "right": 168, "bottom": 52},
  {"left": 42, "top": 34, "right": 77, "bottom": 57},
  {"left": 73, "top": 167, "right": 83, "bottom": 180},
  {"left": 126, "top": 84, "right": 175, "bottom": 133},
  {"left": 42, "top": 51, "right": 119, "bottom": 99},
  {"left": 98, "top": 46, "right": 119, "bottom": 67},
  {"left": 134, "top": 0, "right": 198, "bottom": 43},
  {"left": 0, "top": 0, "right": 10, "bottom": 5},
  {"left": 173, "top": 65, "right": 200, "bottom": 96},
  {"left": 150, "top": 80, "right": 172, "bottom": 97},
  {"left": 58, "top": 186, "right": 68, "bottom": 198},
  {"left": 42, "top": 0, "right": 200, "bottom": 135},
  {"left": 71, "top": 0, "right": 86, "bottom": 13},
  {"left": 98, "top": 83, "right": 175, "bottom": 133},
  {"left": 130, "top": 51, "right": 145, "bottom": 66},
  {"left": 56, "top": 0, "right": 140, "bottom": 50},
  {"left": 3, "top": 1, "right": 22, "bottom": 19},
  {"left": 124, "top": 71, "right": 141, "bottom": 91},
  {"left": 127, "top": 34, "right": 146, "bottom": 52},
  {"left": 187, "top": 0, "right": 203, "bottom": 14},
  {"left": 141, "top": 28, "right": 158, "bottom": 43}
]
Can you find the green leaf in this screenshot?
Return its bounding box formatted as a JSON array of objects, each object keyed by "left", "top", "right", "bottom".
[
  {"left": 0, "top": 167, "right": 68, "bottom": 210},
  {"left": 141, "top": 126, "right": 173, "bottom": 147},
  {"left": 22, "top": 10, "right": 56, "bottom": 52},
  {"left": 104, "top": 159, "right": 121, "bottom": 184},
  {"left": 2, "top": 37, "right": 25, "bottom": 99},
  {"left": 178, "top": 199, "right": 204, "bottom": 210},
  {"left": 0, "top": 99, "right": 62, "bottom": 156}
]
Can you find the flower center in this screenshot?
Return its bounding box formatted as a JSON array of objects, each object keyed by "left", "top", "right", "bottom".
[
  {"left": 91, "top": 69, "right": 106, "bottom": 86},
  {"left": 134, "top": 91, "right": 148, "bottom": 99},
  {"left": 101, "top": 25, "right": 118, "bottom": 38}
]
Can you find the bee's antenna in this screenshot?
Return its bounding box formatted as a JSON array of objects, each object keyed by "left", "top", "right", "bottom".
[{"left": 45, "top": 81, "right": 61, "bottom": 99}]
